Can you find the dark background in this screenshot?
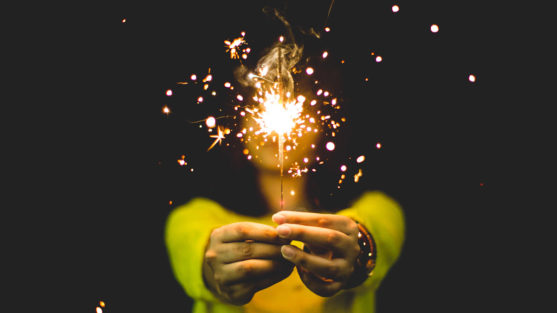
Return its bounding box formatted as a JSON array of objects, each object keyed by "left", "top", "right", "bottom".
[{"left": 9, "top": 0, "right": 552, "bottom": 312}]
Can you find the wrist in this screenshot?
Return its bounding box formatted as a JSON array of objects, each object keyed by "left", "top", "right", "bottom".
[{"left": 344, "top": 220, "right": 377, "bottom": 289}]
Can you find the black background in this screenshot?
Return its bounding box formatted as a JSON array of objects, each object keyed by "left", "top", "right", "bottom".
[{"left": 8, "top": 0, "right": 552, "bottom": 312}]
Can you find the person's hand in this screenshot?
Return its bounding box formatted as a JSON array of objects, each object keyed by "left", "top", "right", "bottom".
[
  {"left": 203, "top": 222, "right": 294, "bottom": 305},
  {"left": 272, "top": 211, "right": 360, "bottom": 297}
]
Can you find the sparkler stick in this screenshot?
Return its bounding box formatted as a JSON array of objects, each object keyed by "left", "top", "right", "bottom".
[{"left": 277, "top": 41, "right": 285, "bottom": 210}]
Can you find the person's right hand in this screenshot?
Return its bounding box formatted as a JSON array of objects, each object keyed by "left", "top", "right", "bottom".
[{"left": 203, "top": 222, "right": 294, "bottom": 305}]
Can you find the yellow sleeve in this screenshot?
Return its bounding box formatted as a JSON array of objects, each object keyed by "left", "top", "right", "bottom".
[
  {"left": 337, "top": 191, "right": 406, "bottom": 291},
  {"left": 165, "top": 197, "right": 238, "bottom": 302}
]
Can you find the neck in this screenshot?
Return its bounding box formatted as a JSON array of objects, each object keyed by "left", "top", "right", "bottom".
[{"left": 258, "top": 168, "right": 310, "bottom": 213}]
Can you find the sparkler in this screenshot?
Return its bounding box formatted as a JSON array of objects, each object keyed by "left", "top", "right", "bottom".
[{"left": 170, "top": 18, "right": 370, "bottom": 208}]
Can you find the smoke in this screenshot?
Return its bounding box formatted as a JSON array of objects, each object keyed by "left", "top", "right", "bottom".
[{"left": 235, "top": 8, "right": 303, "bottom": 97}]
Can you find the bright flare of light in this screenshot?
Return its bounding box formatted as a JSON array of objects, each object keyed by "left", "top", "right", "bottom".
[
  {"left": 166, "top": 89, "right": 173, "bottom": 96},
  {"left": 431, "top": 24, "right": 439, "bottom": 33},
  {"left": 326, "top": 142, "right": 335, "bottom": 151},
  {"left": 392, "top": 5, "right": 400, "bottom": 13},
  {"left": 376, "top": 142, "right": 382, "bottom": 149},
  {"left": 253, "top": 91, "right": 303, "bottom": 137},
  {"left": 469, "top": 74, "right": 476, "bottom": 82},
  {"left": 356, "top": 155, "right": 365, "bottom": 163},
  {"left": 375, "top": 56, "right": 383, "bottom": 62},
  {"left": 306, "top": 67, "right": 314, "bottom": 75},
  {"left": 206, "top": 116, "right": 216, "bottom": 128},
  {"left": 322, "top": 51, "right": 328, "bottom": 58},
  {"left": 96, "top": 307, "right": 103, "bottom": 313},
  {"left": 340, "top": 165, "right": 347, "bottom": 172}
]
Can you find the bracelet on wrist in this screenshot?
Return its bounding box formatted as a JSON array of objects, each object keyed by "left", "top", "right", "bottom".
[{"left": 344, "top": 220, "right": 377, "bottom": 289}]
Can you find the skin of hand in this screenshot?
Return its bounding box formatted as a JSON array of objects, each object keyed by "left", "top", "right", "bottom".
[
  {"left": 203, "top": 222, "right": 295, "bottom": 305},
  {"left": 272, "top": 211, "right": 361, "bottom": 297}
]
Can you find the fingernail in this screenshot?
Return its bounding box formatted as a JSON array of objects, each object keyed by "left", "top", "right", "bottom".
[
  {"left": 272, "top": 213, "right": 286, "bottom": 224},
  {"left": 281, "top": 245, "right": 295, "bottom": 259},
  {"left": 276, "top": 225, "right": 291, "bottom": 237}
]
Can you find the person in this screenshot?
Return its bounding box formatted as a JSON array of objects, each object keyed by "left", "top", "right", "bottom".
[{"left": 164, "top": 107, "right": 405, "bottom": 313}]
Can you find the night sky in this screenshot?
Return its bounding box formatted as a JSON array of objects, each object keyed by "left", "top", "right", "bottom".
[{"left": 10, "top": 0, "right": 550, "bottom": 312}]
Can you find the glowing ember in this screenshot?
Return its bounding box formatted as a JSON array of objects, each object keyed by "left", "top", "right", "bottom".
[
  {"left": 162, "top": 105, "right": 170, "bottom": 115},
  {"left": 224, "top": 36, "right": 247, "bottom": 59},
  {"left": 324, "top": 27, "right": 331, "bottom": 32},
  {"left": 205, "top": 116, "right": 216, "bottom": 128},
  {"left": 207, "top": 126, "right": 227, "bottom": 151},
  {"left": 354, "top": 169, "right": 363, "bottom": 182}
]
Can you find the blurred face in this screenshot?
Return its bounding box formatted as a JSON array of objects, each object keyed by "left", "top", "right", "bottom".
[{"left": 241, "top": 116, "right": 322, "bottom": 172}]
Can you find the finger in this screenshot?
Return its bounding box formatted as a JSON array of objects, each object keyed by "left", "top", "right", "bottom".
[
  {"left": 272, "top": 211, "right": 357, "bottom": 236},
  {"left": 298, "top": 266, "right": 343, "bottom": 297},
  {"left": 219, "top": 282, "right": 256, "bottom": 306},
  {"left": 281, "top": 245, "right": 350, "bottom": 281},
  {"left": 276, "top": 224, "right": 355, "bottom": 254},
  {"left": 254, "top": 262, "right": 294, "bottom": 290},
  {"left": 216, "top": 222, "right": 288, "bottom": 244},
  {"left": 218, "top": 241, "right": 283, "bottom": 263},
  {"left": 219, "top": 259, "right": 284, "bottom": 285}
]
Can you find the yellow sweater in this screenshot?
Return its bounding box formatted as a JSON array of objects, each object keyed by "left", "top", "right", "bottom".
[{"left": 165, "top": 191, "right": 405, "bottom": 313}]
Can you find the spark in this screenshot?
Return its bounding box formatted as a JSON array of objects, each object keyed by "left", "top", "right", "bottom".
[
  {"left": 207, "top": 126, "right": 227, "bottom": 151},
  {"left": 224, "top": 35, "right": 247, "bottom": 59},
  {"left": 162, "top": 105, "right": 171, "bottom": 115},
  {"left": 354, "top": 169, "right": 363, "bottom": 182},
  {"left": 205, "top": 116, "right": 216, "bottom": 128}
]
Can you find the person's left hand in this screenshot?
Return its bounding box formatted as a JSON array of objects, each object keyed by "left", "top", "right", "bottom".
[{"left": 272, "top": 211, "right": 360, "bottom": 297}]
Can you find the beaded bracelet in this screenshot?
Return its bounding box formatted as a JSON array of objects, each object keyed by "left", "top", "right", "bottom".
[{"left": 344, "top": 220, "right": 377, "bottom": 289}]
